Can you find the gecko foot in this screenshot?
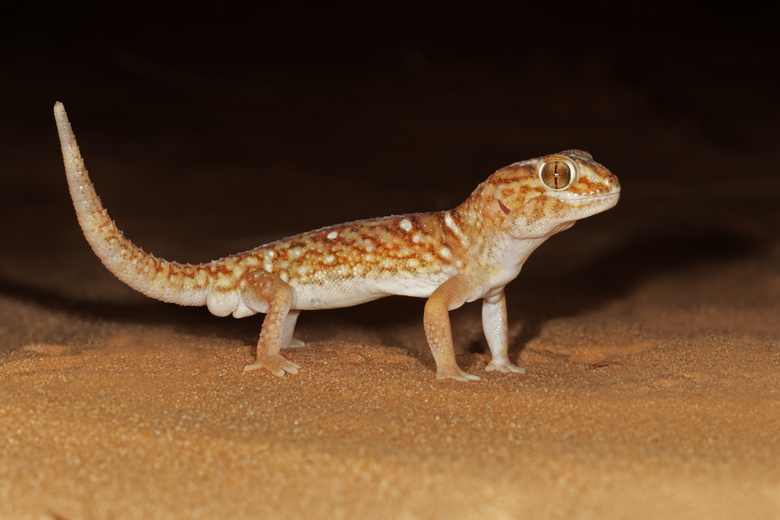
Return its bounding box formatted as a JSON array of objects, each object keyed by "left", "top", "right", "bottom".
[
  {"left": 436, "top": 366, "right": 481, "bottom": 382},
  {"left": 485, "top": 360, "right": 526, "bottom": 374},
  {"left": 244, "top": 354, "right": 302, "bottom": 377}
]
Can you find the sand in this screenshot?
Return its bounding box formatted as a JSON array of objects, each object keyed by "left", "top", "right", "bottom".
[
  {"left": 4, "top": 238, "right": 780, "bottom": 519},
  {"left": 1, "top": 9, "right": 779, "bottom": 518}
]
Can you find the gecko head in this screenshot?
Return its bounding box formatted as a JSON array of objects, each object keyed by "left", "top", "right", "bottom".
[{"left": 471, "top": 150, "right": 620, "bottom": 239}]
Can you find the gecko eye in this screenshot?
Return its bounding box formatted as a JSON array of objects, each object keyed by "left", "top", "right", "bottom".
[{"left": 539, "top": 160, "right": 574, "bottom": 190}]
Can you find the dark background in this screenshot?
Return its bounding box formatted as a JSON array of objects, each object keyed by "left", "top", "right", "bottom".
[{"left": 1, "top": 2, "right": 778, "bottom": 347}]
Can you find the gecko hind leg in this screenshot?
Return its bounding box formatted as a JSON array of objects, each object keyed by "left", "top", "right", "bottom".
[
  {"left": 282, "top": 310, "right": 306, "bottom": 348},
  {"left": 242, "top": 271, "right": 302, "bottom": 376}
]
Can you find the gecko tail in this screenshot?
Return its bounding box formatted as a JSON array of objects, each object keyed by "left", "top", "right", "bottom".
[{"left": 54, "top": 102, "right": 209, "bottom": 307}]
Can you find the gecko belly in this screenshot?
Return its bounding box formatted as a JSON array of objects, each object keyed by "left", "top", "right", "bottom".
[{"left": 289, "top": 271, "right": 453, "bottom": 310}]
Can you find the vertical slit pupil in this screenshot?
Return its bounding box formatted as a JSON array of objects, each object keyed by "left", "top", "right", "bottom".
[{"left": 541, "top": 161, "right": 572, "bottom": 190}]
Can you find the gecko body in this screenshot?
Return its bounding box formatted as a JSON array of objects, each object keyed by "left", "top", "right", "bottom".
[{"left": 54, "top": 102, "right": 620, "bottom": 381}]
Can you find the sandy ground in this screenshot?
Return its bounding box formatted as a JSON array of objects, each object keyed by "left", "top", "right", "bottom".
[{"left": 1, "top": 6, "right": 779, "bottom": 519}]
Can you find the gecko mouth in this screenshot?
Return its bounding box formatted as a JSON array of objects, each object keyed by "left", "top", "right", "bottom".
[{"left": 556, "top": 190, "right": 621, "bottom": 202}]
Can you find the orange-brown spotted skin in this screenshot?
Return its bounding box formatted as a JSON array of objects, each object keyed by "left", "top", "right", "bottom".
[{"left": 55, "top": 103, "right": 620, "bottom": 381}]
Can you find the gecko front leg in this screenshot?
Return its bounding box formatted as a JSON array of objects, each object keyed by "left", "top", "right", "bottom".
[
  {"left": 423, "top": 274, "right": 481, "bottom": 381},
  {"left": 482, "top": 289, "right": 525, "bottom": 374},
  {"left": 242, "top": 270, "right": 302, "bottom": 376}
]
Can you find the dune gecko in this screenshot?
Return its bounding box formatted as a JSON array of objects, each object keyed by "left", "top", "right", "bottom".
[{"left": 54, "top": 102, "right": 620, "bottom": 381}]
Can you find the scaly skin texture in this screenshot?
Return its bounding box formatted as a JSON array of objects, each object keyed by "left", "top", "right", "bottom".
[{"left": 54, "top": 102, "right": 620, "bottom": 381}]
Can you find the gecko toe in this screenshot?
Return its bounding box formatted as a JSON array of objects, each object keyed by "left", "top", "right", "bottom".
[
  {"left": 485, "top": 360, "right": 526, "bottom": 374},
  {"left": 244, "top": 354, "right": 301, "bottom": 376},
  {"left": 436, "top": 367, "right": 481, "bottom": 382}
]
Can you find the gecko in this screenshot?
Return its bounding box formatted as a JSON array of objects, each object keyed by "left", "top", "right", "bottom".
[{"left": 54, "top": 102, "right": 620, "bottom": 381}]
